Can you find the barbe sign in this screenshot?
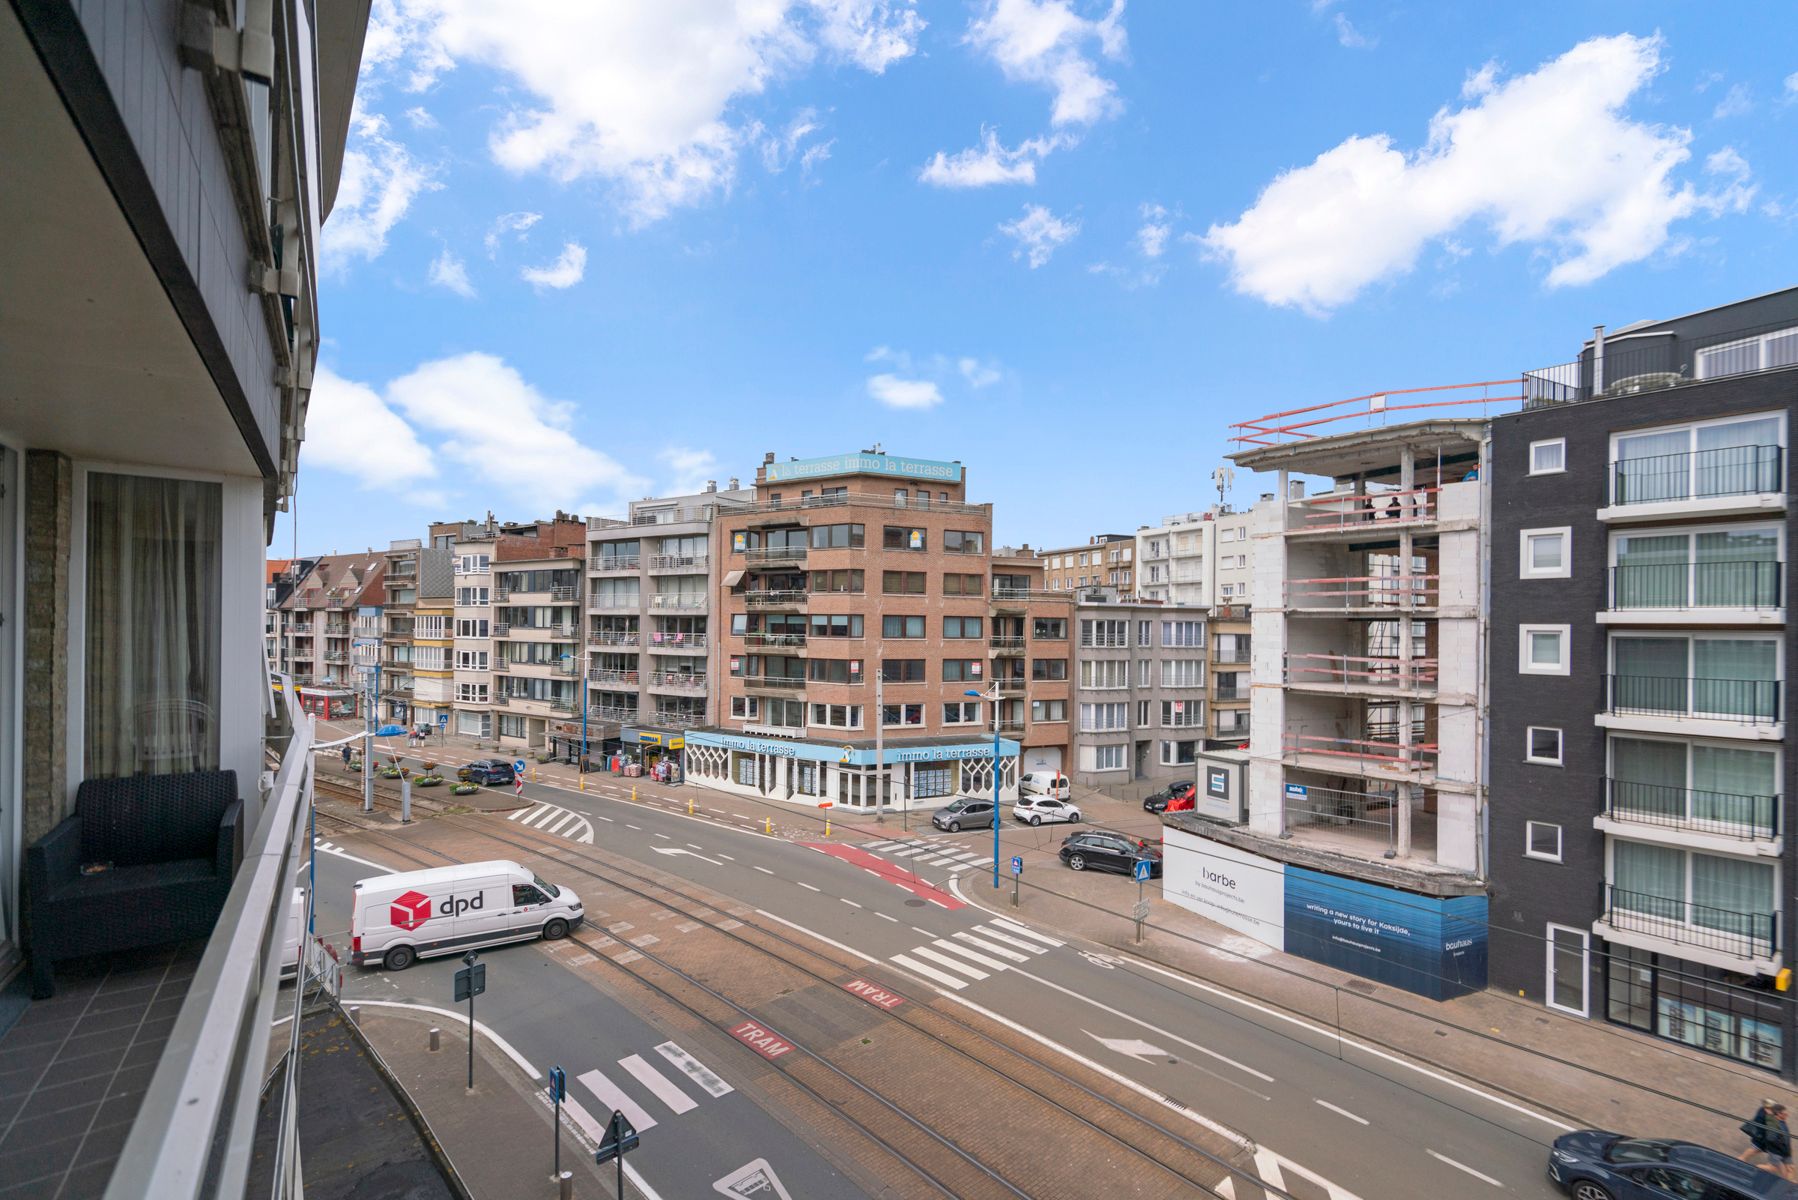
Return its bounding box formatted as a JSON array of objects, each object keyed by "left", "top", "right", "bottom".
[{"left": 728, "top": 1019, "right": 795, "bottom": 1060}]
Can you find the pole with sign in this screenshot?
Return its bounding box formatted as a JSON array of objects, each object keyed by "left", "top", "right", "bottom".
[
  {"left": 1133, "top": 857, "right": 1153, "bottom": 943},
  {"left": 454, "top": 950, "right": 485, "bottom": 1090},
  {"left": 547, "top": 1065, "right": 566, "bottom": 1179},
  {"left": 1010, "top": 855, "right": 1023, "bottom": 907},
  {"left": 594, "top": 1108, "right": 640, "bottom": 1198}
]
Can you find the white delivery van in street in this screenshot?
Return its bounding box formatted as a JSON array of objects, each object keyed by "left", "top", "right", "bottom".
[
  {"left": 350, "top": 859, "right": 583, "bottom": 971},
  {"left": 1019, "top": 771, "right": 1071, "bottom": 800}
]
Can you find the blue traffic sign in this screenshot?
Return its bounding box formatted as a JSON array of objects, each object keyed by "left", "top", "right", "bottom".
[
  {"left": 437, "top": 712, "right": 448, "bottom": 726},
  {"left": 1133, "top": 858, "right": 1153, "bottom": 882},
  {"left": 1010, "top": 855, "right": 1024, "bottom": 876},
  {"left": 547, "top": 1065, "right": 566, "bottom": 1102},
  {"left": 513, "top": 759, "right": 527, "bottom": 774}
]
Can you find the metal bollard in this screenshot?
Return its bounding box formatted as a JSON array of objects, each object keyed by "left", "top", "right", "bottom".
[
  {"left": 429, "top": 1027, "right": 441, "bottom": 1052},
  {"left": 557, "top": 1170, "right": 573, "bottom": 1200}
]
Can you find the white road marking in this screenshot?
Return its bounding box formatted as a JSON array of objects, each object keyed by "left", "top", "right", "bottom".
[
  {"left": 594, "top": 814, "right": 615, "bottom": 823},
  {"left": 753, "top": 910, "right": 880, "bottom": 964},
  {"left": 686, "top": 843, "right": 704, "bottom": 851},
  {"left": 931, "top": 939, "right": 1010, "bottom": 972},
  {"left": 717, "top": 853, "right": 734, "bottom": 861},
  {"left": 927, "top": 898, "right": 952, "bottom": 909},
  {"left": 753, "top": 866, "right": 775, "bottom": 875},
  {"left": 911, "top": 926, "right": 934, "bottom": 937},
  {"left": 578, "top": 1068, "right": 658, "bottom": 1133},
  {"left": 626, "top": 824, "right": 642, "bottom": 830},
  {"left": 891, "top": 954, "right": 967, "bottom": 990},
  {"left": 910, "top": 946, "right": 988, "bottom": 980},
  {"left": 952, "top": 932, "right": 1028, "bottom": 963},
  {"left": 651, "top": 847, "right": 723, "bottom": 866},
  {"left": 988, "top": 917, "right": 1062, "bottom": 947},
  {"left": 654, "top": 1042, "right": 733, "bottom": 1098},
  {"left": 876, "top": 912, "right": 899, "bottom": 923},
  {"left": 1314, "top": 1099, "right": 1369, "bottom": 1126},
  {"left": 966, "top": 926, "right": 1041, "bottom": 953},
  {"left": 839, "top": 898, "right": 862, "bottom": 908},
  {"left": 312, "top": 841, "right": 392, "bottom": 872},
  {"left": 1426, "top": 1150, "right": 1503, "bottom": 1187},
  {"left": 797, "top": 881, "right": 821, "bottom": 892},
  {"left": 652, "top": 832, "right": 670, "bottom": 840},
  {"left": 619, "top": 1054, "right": 698, "bottom": 1115}
]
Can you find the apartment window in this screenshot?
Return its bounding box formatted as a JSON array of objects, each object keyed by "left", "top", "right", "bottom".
[
  {"left": 1079, "top": 702, "right": 1128, "bottom": 731},
  {"left": 1526, "top": 726, "right": 1564, "bottom": 765},
  {"left": 1162, "top": 700, "right": 1202, "bottom": 728},
  {"left": 809, "top": 523, "right": 865, "bottom": 549},
  {"left": 730, "top": 696, "right": 760, "bottom": 719},
  {"left": 1607, "top": 736, "right": 1779, "bottom": 836},
  {"left": 944, "top": 616, "right": 983, "bottom": 639},
  {"left": 882, "top": 571, "right": 927, "bottom": 594},
  {"left": 456, "top": 586, "right": 490, "bottom": 606},
  {"left": 452, "top": 618, "right": 487, "bottom": 638},
  {"left": 810, "top": 614, "right": 865, "bottom": 639},
  {"left": 944, "top": 530, "right": 985, "bottom": 555},
  {"left": 1694, "top": 326, "right": 1798, "bottom": 379},
  {"left": 455, "top": 683, "right": 489, "bottom": 704},
  {"left": 881, "top": 703, "right": 925, "bottom": 727},
  {"left": 1220, "top": 528, "right": 1236, "bottom": 543},
  {"left": 1610, "top": 840, "right": 1776, "bottom": 946},
  {"left": 1079, "top": 660, "right": 1127, "bottom": 689},
  {"left": 1610, "top": 525, "right": 1783, "bottom": 610},
  {"left": 811, "top": 569, "right": 864, "bottom": 594},
  {"left": 807, "top": 659, "right": 860, "bottom": 684},
  {"left": 1529, "top": 439, "right": 1566, "bottom": 475},
  {"left": 1033, "top": 658, "right": 1068, "bottom": 681},
  {"left": 1611, "top": 412, "right": 1785, "bottom": 505},
  {"left": 1032, "top": 617, "right": 1067, "bottom": 640},
  {"left": 1162, "top": 660, "right": 1205, "bottom": 688},
  {"left": 942, "top": 660, "right": 984, "bottom": 682},
  {"left": 1521, "top": 528, "right": 1572, "bottom": 579},
  {"left": 1031, "top": 699, "right": 1067, "bottom": 722},
  {"left": 893, "top": 488, "right": 906, "bottom": 507},
  {"left": 456, "top": 553, "right": 491, "bottom": 574},
  {"left": 1519, "top": 625, "right": 1570, "bottom": 676},
  {"left": 883, "top": 526, "right": 927, "bottom": 551},
  {"left": 881, "top": 615, "right": 926, "bottom": 639},
  {"left": 1159, "top": 740, "right": 1199, "bottom": 766},
  {"left": 1609, "top": 634, "right": 1781, "bottom": 721},
  {"left": 881, "top": 659, "right": 926, "bottom": 682},
  {"left": 1137, "top": 620, "right": 1151, "bottom": 647},
  {"left": 1082, "top": 744, "right": 1126, "bottom": 772},
  {"left": 1078, "top": 553, "right": 1090, "bottom": 567},
  {"left": 455, "top": 650, "right": 490, "bottom": 671},
  {"left": 809, "top": 704, "right": 862, "bottom": 729},
  {"left": 1525, "top": 822, "right": 1563, "bottom": 862},
  {"left": 1137, "top": 659, "right": 1151, "bottom": 687},
  {"left": 943, "top": 701, "right": 982, "bottom": 725},
  {"left": 1080, "top": 619, "right": 1128, "bottom": 648},
  {"left": 1162, "top": 620, "right": 1204, "bottom": 647},
  {"left": 943, "top": 573, "right": 985, "bottom": 595}
]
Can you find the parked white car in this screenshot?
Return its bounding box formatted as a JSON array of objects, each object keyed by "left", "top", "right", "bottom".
[{"left": 1013, "top": 795, "right": 1082, "bottom": 826}]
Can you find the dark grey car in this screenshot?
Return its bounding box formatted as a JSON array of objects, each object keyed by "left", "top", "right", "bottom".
[{"left": 931, "top": 798, "right": 996, "bottom": 833}]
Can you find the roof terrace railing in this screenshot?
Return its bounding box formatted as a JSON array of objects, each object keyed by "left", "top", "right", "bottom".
[{"left": 1229, "top": 380, "right": 1522, "bottom": 447}]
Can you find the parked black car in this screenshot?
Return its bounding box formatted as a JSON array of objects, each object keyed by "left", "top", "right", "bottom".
[
  {"left": 457, "top": 759, "right": 516, "bottom": 786},
  {"left": 932, "top": 798, "right": 996, "bottom": 833},
  {"left": 1142, "top": 781, "right": 1195, "bottom": 813},
  {"left": 1059, "top": 830, "right": 1163, "bottom": 877},
  {"left": 1548, "top": 1130, "right": 1798, "bottom": 1199}
]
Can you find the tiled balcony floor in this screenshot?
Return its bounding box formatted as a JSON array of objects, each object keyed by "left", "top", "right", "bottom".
[{"left": 0, "top": 944, "right": 200, "bottom": 1199}]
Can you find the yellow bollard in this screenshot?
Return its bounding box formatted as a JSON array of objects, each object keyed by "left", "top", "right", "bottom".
[
  {"left": 532, "top": 766, "right": 538, "bottom": 783},
  {"left": 824, "top": 819, "right": 830, "bottom": 837},
  {"left": 765, "top": 817, "right": 772, "bottom": 835},
  {"left": 579, "top": 773, "right": 585, "bottom": 792},
  {"left": 632, "top": 786, "right": 638, "bottom": 803},
  {"left": 687, "top": 798, "right": 694, "bottom": 815}
]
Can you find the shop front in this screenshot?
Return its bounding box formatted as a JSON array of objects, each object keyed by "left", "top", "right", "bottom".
[
  {"left": 1604, "top": 943, "right": 1786, "bottom": 1072},
  {"left": 683, "top": 731, "right": 1020, "bottom": 809},
  {"left": 294, "top": 685, "right": 356, "bottom": 719}
]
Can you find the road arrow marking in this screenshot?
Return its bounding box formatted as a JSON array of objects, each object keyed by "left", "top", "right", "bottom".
[
  {"left": 1085, "top": 1031, "right": 1170, "bottom": 1063},
  {"left": 651, "top": 846, "right": 722, "bottom": 865}
]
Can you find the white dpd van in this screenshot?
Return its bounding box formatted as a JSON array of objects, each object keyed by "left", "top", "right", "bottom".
[{"left": 351, "top": 859, "right": 583, "bottom": 971}]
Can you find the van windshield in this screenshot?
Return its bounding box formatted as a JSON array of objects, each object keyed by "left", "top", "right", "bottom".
[{"left": 533, "top": 874, "right": 560, "bottom": 898}]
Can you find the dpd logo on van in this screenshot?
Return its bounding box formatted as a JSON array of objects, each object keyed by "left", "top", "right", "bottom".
[{"left": 391, "top": 890, "right": 431, "bottom": 931}]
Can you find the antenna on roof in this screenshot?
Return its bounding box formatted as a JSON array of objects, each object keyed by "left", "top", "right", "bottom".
[{"left": 1211, "top": 466, "right": 1235, "bottom": 512}]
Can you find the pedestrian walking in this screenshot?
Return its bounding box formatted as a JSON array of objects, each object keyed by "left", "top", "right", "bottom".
[
  {"left": 1740, "top": 1100, "right": 1795, "bottom": 1179},
  {"left": 340, "top": 743, "right": 351, "bottom": 768}
]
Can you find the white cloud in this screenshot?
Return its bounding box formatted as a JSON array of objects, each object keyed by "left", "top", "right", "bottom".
[
  {"left": 760, "top": 109, "right": 831, "bottom": 175},
  {"left": 1786, "top": 71, "right": 1798, "bottom": 101},
  {"left": 1712, "top": 82, "right": 1752, "bottom": 119},
  {"left": 320, "top": 106, "right": 438, "bottom": 272},
  {"left": 958, "top": 358, "right": 1002, "bottom": 388},
  {"left": 658, "top": 447, "right": 721, "bottom": 495},
  {"left": 300, "top": 365, "right": 437, "bottom": 488},
  {"left": 1333, "top": 13, "right": 1374, "bottom": 49},
  {"left": 484, "top": 210, "right": 542, "bottom": 257},
  {"left": 428, "top": 247, "right": 476, "bottom": 297},
  {"left": 799, "top": 140, "right": 834, "bottom": 179},
  {"left": 867, "top": 373, "right": 944, "bottom": 409},
  {"left": 374, "top": 1, "right": 917, "bottom": 226},
  {"left": 1135, "top": 202, "right": 1170, "bottom": 257},
  {"left": 385, "top": 353, "right": 649, "bottom": 512},
  {"left": 1200, "top": 34, "right": 1751, "bottom": 314},
  {"left": 919, "top": 127, "right": 1067, "bottom": 187},
  {"left": 965, "top": 0, "right": 1128, "bottom": 128},
  {"left": 999, "top": 203, "right": 1079, "bottom": 267},
  {"left": 404, "top": 105, "right": 438, "bottom": 129},
  {"left": 520, "top": 242, "right": 588, "bottom": 290}
]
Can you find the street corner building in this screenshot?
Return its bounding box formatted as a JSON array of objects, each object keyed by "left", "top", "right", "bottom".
[
  {"left": 686, "top": 450, "right": 1061, "bottom": 809},
  {"left": 0, "top": 0, "right": 376, "bottom": 1195}
]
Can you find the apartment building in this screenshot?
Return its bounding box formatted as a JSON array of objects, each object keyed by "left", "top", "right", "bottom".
[
  {"left": 1490, "top": 287, "right": 1798, "bottom": 1074},
  {"left": 586, "top": 484, "right": 755, "bottom": 761},
  {"left": 352, "top": 564, "right": 385, "bottom": 681},
  {"left": 1069, "top": 593, "right": 1210, "bottom": 789},
  {"left": 414, "top": 525, "right": 462, "bottom": 734},
  {"left": 1040, "top": 533, "right": 1134, "bottom": 593},
  {"left": 272, "top": 552, "right": 384, "bottom": 715},
  {"left": 991, "top": 547, "right": 1074, "bottom": 777},
  {"left": 491, "top": 516, "right": 587, "bottom": 752},
  {"left": 1211, "top": 499, "right": 1279, "bottom": 747},
  {"left": 1136, "top": 513, "right": 1213, "bottom": 606},
  {"left": 379, "top": 539, "right": 420, "bottom": 724},
  {"left": 691, "top": 450, "right": 1033, "bottom": 808},
  {"left": 0, "top": 0, "right": 371, "bottom": 1189}
]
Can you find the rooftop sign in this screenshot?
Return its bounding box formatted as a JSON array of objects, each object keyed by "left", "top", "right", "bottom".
[{"left": 764, "top": 453, "right": 962, "bottom": 485}]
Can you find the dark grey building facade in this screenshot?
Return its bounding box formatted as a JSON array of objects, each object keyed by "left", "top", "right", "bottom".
[{"left": 1490, "top": 287, "right": 1798, "bottom": 1076}]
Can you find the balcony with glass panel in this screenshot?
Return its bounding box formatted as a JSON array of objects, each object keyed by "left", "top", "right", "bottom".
[
  {"left": 1596, "top": 841, "right": 1780, "bottom": 972},
  {"left": 1599, "top": 735, "right": 1781, "bottom": 851},
  {"left": 1603, "top": 526, "right": 1783, "bottom": 626},
  {"left": 1600, "top": 414, "right": 1786, "bottom": 523},
  {"left": 1601, "top": 635, "right": 1783, "bottom": 738}
]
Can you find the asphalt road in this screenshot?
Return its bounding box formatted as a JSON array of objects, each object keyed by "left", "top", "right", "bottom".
[{"left": 309, "top": 758, "right": 1568, "bottom": 1199}]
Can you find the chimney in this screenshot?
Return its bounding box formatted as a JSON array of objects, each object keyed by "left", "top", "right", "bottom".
[
  {"left": 1592, "top": 324, "right": 1606, "bottom": 396},
  {"left": 763, "top": 451, "right": 776, "bottom": 465},
  {"left": 704, "top": 480, "right": 717, "bottom": 493},
  {"left": 728, "top": 477, "right": 739, "bottom": 490}
]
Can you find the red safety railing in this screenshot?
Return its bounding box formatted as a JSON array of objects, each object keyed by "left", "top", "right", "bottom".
[
  {"left": 1230, "top": 380, "right": 1523, "bottom": 447},
  {"left": 1289, "top": 486, "right": 1439, "bottom": 531},
  {"left": 1285, "top": 575, "right": 1438, "bottom": 608},
  {"left": 1283, "top": 733, "right": 1439, "bottom": 771},
  {"left": 1285, "top": 652, "right": 1438, "bottom": 688}
]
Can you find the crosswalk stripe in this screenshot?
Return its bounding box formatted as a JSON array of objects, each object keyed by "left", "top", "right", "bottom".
[
  {"left": 937, "top": 849, "right": 983, "bottom": 862},
  {"left": 945, "top": 860, "right": 980, "bottom": 873},
  {"left": 890, "top": 954, "right": 968, "bottom": 990},
  {"left": 619, "top": 1054, "right": 698, "bottom": 1115},
  {"left": 505, "top": 808, "right": 526, "bottom": 821},
  {"left": 953, "top": 931, "right": 1028, "bottom": 962},
  {"left": 911, "top": 946, "right": 988, "bottom": 980},
  {"left": 989, "top": 917, "right": 1063, "bottom": 948},
  {"left": 524, "top": 805, "right": 558, "bottom": 828},
  {"left": 970, "top": 926, "right": 1043, "bottom": 954},
  {"left": 911, "top": 853, "right": 962, "bottom": 867},
  {"left": 862, "top": 840, "right": 898, "bottom": 851},
  {"left": 886, "top": 844, "right": 932, "bottom": 857},
  {"left": 655, "top": 1042, "right": 733, "bottom": 1098},
  {"left": 577, "top": 1068, "right": 658, "bottom": 1132},
  {"left": 547, "top": 812, "right": 577, "bottom": 835},
  {"left": 932, "top": 939, "right": 1010, "bottom": 971}
]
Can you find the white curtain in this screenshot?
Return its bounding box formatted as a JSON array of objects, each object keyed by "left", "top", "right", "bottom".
[
  {"left": 1692, "top": 744, "right": 1778, "bottom": 830},
  {"left": 1695, "top": 529, "right": 1779, "bottom": 608},
  {"left": 1613, "top": 429, "right": 1689, "bottom": 503},
  {"left": 1696, "top": 416, "right": 1782, "bottom": 498},
  {"left": 85, "top": 473, "right": 222, "bottom": 778},
  {"left": 1691, "top": 854, "right": 1773, "bottom": 937},
  {"left": 1608, "top": 737, "right": 1686, "bottom": 820},
  {"left": 1613, "top": 533, "right": 1688, "bottom": 608},
  {"left": 1612, "top": 841, "right": 1684, "bottom": 919},
  {"left": 1692, "top": 639, "right": 1777, "bottom": 720},
  {"left": 1611, "top": 637, "right": 1686, "bottom": 713}
]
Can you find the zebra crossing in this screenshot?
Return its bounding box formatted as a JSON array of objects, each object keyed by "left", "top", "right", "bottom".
[
  {"left": 572, "top": 1040, "right": 734, "bottom": 1135},
  {"left": 859, "top": 836, "right": 995, "bottom": 875},
  {"left": 506, "top": 800, "right": 596, "bottom": 844},
  {"left": 888, "top": 916, "right": 1062, "bottom": 991}
]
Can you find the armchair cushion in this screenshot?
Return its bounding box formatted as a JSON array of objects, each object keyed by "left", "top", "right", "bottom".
[{"left": 80, "top": 769, "right": 240, "bottom": 867}]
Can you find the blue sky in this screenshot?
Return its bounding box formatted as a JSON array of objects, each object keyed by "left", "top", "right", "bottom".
[{"left": 282, "top": 0, "right": 1798, "bottom": 558}]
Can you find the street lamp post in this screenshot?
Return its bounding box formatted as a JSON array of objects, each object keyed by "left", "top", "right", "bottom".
[{"left": 966, "top": 685, "right": 1003, "bottom": 889}]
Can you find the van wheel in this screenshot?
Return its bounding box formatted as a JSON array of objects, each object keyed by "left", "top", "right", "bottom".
[
  {"left": 543, "top": 918, "right": 570, "bottom": 940},
  {"left": 384, "top": 945, "right": 416, "bottom": 971},
  {"left": 1029, "top": 815, "right": 1042, "bottom": 826},
  {"left": 948, "top": 821, "right": 961, "bottom": 833},
  {"left": 1068, "top": 854, "right": 1086, "bottom": 871}
]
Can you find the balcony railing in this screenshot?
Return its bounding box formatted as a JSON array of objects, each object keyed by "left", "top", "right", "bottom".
[
  {"left": 746, "top": 545, "right": 809, "bottom": 565},
  {"left": 648, "top": 632, "right": 707, "bottom": 650},
  {"left": 588, "top": 668, "right": 641, "bottom": 684},
  {"left": 651, "top": 594, "right": 709, "bottom": 610},
  {"left": 1609, "top": 561, "right": 1784, "bottom": 610},
  {"left": 745, "top": 590, "right": 807, "bottom": 608},
  {"left": 1604, "top": 777, "right": 1780, "bottom": 841},
  {"left": 1603, "top": 885, "right": 1778, "bottom": 961},
  {"left": 745, "top": 675, "right": 807, "bottom": 690},
  {"left": 589, "top": 596, "right": 642, "bottom": 611},
  {"left": 1283, "top": 733, "right": 1439, "bottom": 772},
  {"left": 589, "top": 631, "right": 639, "bottom": 647},
  {"left": 653, "top": 711, "right": 705, "bottom": 729},
  {"left": 996, "top": 720, "right": 1026, "bottom": 736},
  {"left": 1215, "top": 718, "right": 1251, "bottom": 739},
  {"left": 491, "top": 657, "right": 510, "bottom": 672},
  {"left": 322, "top": 652, "right": 348, "bottom": 664},
  {"left": 587, "top": 705, "right": 641, "bottom": 723},
  {"left": 989, "top": 635, "right": 1025, "bottom": 652},
  {"left": 1285, "top": 575, "right": 1439, "bottom": 609},
  {"left": 1604, "top": 674, "right": 1781, "bottom": 724},
  {"left": 992, "top": 587, "right": 1061, "bottom": 604},
  {"left": 590, "top": 555, "right": 641, "bottom": 571},
  {"left": 651, "top": 672, "right": 706, "bottom": 691},
  {"left": 649, "top": 553, "right": 708, "bottom": 572},
  {"left": 1284, "top": 652, "right": 1438, "bottom": 690},
  {"left": 737, "top": 491, "right": 989, "bottom": 517},
  {"left": 491, "top": 622, "right": 511, "bottom": 637},
  {"left": 1213, "top": 686, "right": 1247, "bottom": 702},
  {"left": 551, "top": 699, "right": 579, "bottom": 714},
  {"left": 1286, "top": 487, "right": 1440, "bottom": 533},
  {"left": 1526, "top": 316, "right": 1798, "bottom": 408},
  {"left": 744, "top": 631, "right": 807, "bottom": 647},
  {"left": 1211, "top": 647, "right": 1252, "bottom": 665},
  {"left": 1607, "top": 445, "right": 1785, "bottom": 507}
]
